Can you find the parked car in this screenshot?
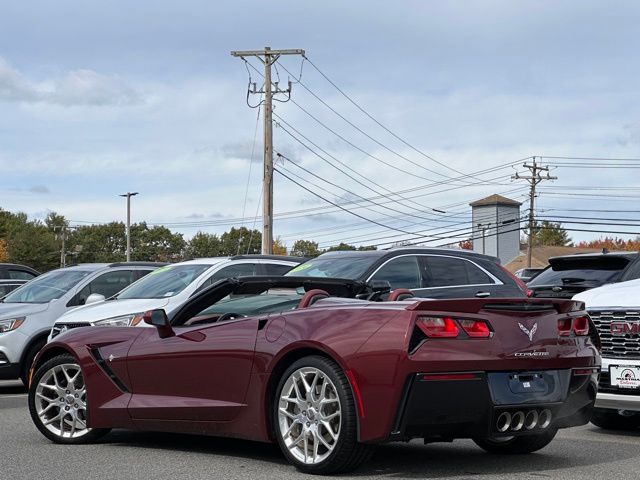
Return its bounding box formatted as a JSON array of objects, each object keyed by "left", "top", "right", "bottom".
[
  {"left": 0, "top": 262, "right": 164, "bottom": 384},
  {"left": 49, "top": 255, "right": 304, "bottom": 340},
  {"left": 30, "top": 275, "right": 599, "bottom": 474},
  {"left": 514, "top": 267, "right": 543, "bottom": 283},
  {"left": 0, "top": 263, "right": 40, "bottom": 297},
  {"left": 528, "top": 251, "right": 640, "bottom": 299},
  {"left": 574, "top": 279, "right": 640, "bottom": 430},
  {"left": 285, "top": 247, "right": 528, "bottom": 299}
]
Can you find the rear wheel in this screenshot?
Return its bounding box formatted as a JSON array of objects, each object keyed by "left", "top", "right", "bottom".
[
  {"left": 273, "top": 356, "right": 373, "bottom": 474},
  {"left": 473, "top": 428, "right": 558, "bottom": 454},
  {"left": 28, "top": 354, "right": 110, "bottom": 444},
  {"left": 591, "top": 410, "right": 640, "bottom": 431}
]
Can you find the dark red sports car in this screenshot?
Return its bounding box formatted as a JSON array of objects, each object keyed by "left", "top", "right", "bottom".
[{"left": 28, "top": 276, "right": 600, "bottom": 474}]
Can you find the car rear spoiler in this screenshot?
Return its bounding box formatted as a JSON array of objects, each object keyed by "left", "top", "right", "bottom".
[{"left": 405, "top": 297, "right": 585, "bottom": 315}]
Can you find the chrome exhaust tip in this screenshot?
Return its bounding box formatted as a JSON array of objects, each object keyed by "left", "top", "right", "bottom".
[
  {"left": 524, "top": 410, "right": 539, "bottom": 430},
  {"left": 510, "top": 411, "right": 525, "bottom": 431},
  {"left": 538, "top": 409, "right": 552, "bottom": 429},
  {"left": 496, "top": 411, "right": 512, "bottom": 432}
]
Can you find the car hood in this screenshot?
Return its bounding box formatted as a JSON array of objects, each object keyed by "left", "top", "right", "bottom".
[
  {"left": 0, "top": 302, "right": 50, "bottom": 318},
  {"left": 574, "top": 278, "right": 640, "bottom": 309},
  {"left": 55, "top": 298, "right": 171, "bottom": 325}
]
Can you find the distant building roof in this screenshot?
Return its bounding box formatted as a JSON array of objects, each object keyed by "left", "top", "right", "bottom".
[
  {"left": 470, "top": 194, "right": 522, "bottom": 207},
  {"left": 503, "top": 245, "right": 601, "bottom": 272}
]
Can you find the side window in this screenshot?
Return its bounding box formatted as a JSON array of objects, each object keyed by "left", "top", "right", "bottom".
[
  {"left": 622, "top": 260, "right": 640, "bottom": 281},
  {"left": 206, "top": 263, "right": 258, "bottom": 285},
  {"left": 423, "top": 257, "right": 494, "bottom": 287},
  {"left": 263, "top": 263, "right": 295, "bottom": 276},
  {"left": 74, "top": 270, "right": 135, "bottom": 306},
  {"left": 9, "top": 270, "right": 36, "bottom": 280},
  {"left": 370, "top": 256, "right": 422, "bottom": 289},
  {"left": 0, "top": 283, "right": 20, "bottom": 297}
]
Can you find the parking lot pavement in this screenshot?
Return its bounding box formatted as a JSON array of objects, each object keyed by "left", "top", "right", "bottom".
[{"left": 2, "top": 380, "right": 639, "bottom": 480}]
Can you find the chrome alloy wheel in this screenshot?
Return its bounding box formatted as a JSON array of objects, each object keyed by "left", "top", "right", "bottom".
[
  {"left": 34, "top": 363, "right": 90, "bottom": 439},
  {"left": 278, "top": 367, "right": 342, "bottom": 465}
]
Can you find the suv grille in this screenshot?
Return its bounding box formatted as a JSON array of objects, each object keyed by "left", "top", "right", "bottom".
[
  {"left": 589, "top": 310, "right": 640, "bottom": 359},
  {"left": 50, "top": 323, "right": 90, "bottom": 340}
]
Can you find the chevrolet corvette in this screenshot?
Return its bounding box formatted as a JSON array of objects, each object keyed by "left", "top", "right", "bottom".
[{"left": 28, "top": 276, "right": 600, "bottom": 474}]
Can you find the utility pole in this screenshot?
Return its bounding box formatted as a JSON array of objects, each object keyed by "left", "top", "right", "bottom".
[
  {"left": 476, "top": 222, "right": 490, "bottom": 255},
  {"left": 119, "top": 192, "right": 139, "bottom": 262},
  {"left": 53, "top": 225, "right": 68, "bottom": 268},
  {"left": 230, "top": 47, "right": 305, "bottom": 254},
  {"left": 512, "top": 157, "right": 557, "bottom": 268}
]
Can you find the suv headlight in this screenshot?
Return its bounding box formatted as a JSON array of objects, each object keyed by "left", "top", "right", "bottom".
[
  {"left": 94, "top": 313, "right": 144, "bottom": 327},
  {"left": 0, "top": 317, "right": 26, "bottom": 333}
]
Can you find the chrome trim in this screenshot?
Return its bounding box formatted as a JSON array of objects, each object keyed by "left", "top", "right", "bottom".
[
  {"left": 366, "top": 253, "right": 503, "bottom": 289},
  {"left": 595, "top": 392, "right": 640, "bottom": 412}
]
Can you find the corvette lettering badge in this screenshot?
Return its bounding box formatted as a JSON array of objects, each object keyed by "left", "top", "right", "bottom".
[{"left": 518, "top": 322, "right": 538, "bottom": 342}]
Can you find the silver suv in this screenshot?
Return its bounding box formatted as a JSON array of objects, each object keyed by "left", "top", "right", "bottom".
[
  {"left": 0, "top": 262, "right": 163, "bottom": 384},
  {"left": 49, "top": 255, "right": 303, "bottom": 340}
]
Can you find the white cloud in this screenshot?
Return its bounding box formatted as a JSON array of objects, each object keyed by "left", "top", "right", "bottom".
[{"left": 0, "top": 57, "right": 142, "bottom": 106}]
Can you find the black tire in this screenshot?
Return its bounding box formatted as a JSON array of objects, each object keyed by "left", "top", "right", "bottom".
[
  {"left": 28, "top": 354, "right": 110, "bottom": 444},
  {"left": 20, "top": 338, "right": 46, "bottom": 386},
  {"left": 273, "top": 355, "right": 374, "bottom": 474},
  {"left": 591, "top": 410, "right": 640, "bottom": 431},
  {"left": 473, "top": 428, "right": 558, "bottom": 454}
]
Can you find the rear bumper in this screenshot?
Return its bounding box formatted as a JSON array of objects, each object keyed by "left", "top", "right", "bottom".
[{"left": 390, "top": 369, "right": 597, "bottom": 441}]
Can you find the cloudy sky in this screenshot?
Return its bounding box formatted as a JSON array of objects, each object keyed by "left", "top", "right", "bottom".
[{"left": 1, "top": 1, "right": 639, "bottom": 249}]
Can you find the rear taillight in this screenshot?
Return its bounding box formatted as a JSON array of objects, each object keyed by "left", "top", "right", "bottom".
[
  {"left": 458, "top": 319, "right": 492, "bottom": 338},
  {"left": 558, "top": 318, "right": 572, "bottom": 336},
  {"left": 558, "top": 316, "right": 590, "bottom": 336},
  {"left": 573, "top": 316, "right": 590, "bottom": 336},
  {"left": 416, "top": 316, "right": 459, "bottom": 338},
  {"left": 499, "top": 265, "right": 530, "bottom": 295}
]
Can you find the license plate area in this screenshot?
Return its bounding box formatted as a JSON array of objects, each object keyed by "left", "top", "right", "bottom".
[{"left": 609, "top": 365, "right": 640, "bottom": 389}]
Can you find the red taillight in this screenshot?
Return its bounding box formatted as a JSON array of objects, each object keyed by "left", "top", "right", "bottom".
[
  {"left": 499, "top": 265, "right": 529, "bottom": 295},
  {"left": 417, "top": 316, "right": 459, "bottom": 338},
  {"left": 558, "top": 318, "right": 573, "bottom": 336},
  {"left": 458, "top": 319, "right": 491, "bottom": 338},
  {"left": 573, "top": 316, "right": 590, "bottom": 336},
  {"left": 573, "top": 368, "right": 599, "bottom": 376}
]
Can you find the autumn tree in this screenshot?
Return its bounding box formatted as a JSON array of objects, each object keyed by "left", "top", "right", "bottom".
[
  {"left": 273, "top": 237, "right": 288, "bottom": 256},
  {"left": 575, "top": 236, "right": 640, "bottom": 251}
]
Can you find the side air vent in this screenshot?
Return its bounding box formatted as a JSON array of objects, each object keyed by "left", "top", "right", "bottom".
[{"left": 90, "top": 348, "right": 130, "bottom": 392}]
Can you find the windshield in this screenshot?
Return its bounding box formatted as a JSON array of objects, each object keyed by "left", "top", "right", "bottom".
[
  {"left": 2, "top": 270, "right": 91, "bottom": 304},
  {"left": 529, "top": 266, "right": 623, "bottom": 287},
  {"left": 116, "top": 264, "right": 211, "bottom": 299},
  {"left": 285, "top": 256, "right": 375, "bottom": 279},
  {"left": 197, "top": 292, "right": 303, "bottom": 317}
]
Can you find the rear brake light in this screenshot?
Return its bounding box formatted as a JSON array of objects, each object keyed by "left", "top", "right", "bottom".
[
  {"left": 573, "top": 316, "right": 590, "bottom": 336},
  {"left": 573, "top": 368, "right": 599, "bottom": 376},
  {"left": 499, "top": 265, "right": 530, "bottom": 295},
  {"left": 558, "top": 318, "right": 572, "bottom": 336},
  {"left": 417, "top": 316, "right": 459, "bottom": 338},
  {"left": 458, "top": 319, "right": 491, "bottom": 338}
]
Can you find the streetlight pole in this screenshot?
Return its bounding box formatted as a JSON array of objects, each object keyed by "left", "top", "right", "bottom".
[{"left": 119, "top": 192, "right": 138, "bottom": 262}]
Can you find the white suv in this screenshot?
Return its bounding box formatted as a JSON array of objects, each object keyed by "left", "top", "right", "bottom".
[
  {"left": 574, "top": 278, "right": 640, "bottom": 430},
  {"left": 49, "top": 255, "right": 302, "bottom": 340}
]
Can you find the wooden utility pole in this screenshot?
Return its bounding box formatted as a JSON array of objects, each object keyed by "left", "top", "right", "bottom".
[
  {"left": 230, "top": 47, "right": 305, "bottom": 254},
  {"left": 512, "top": 157, "right": 557, "bottom": 267}
]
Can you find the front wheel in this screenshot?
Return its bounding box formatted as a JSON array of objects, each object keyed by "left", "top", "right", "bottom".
[
  {"left": 28, "top": 354, "right": 110, "bottom": 444},
  {"left": 273, "top": 356, "right": 373, "bottom": 474},
  {"left": 473, "top": 428, "right": 558, "bottom": 454},
  {"left": 591, "top": 410, "right": 640, "bottom": 431}
]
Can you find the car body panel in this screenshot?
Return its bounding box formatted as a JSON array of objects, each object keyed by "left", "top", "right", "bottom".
[{"left": 34, "top": 277, "right": 599, "bottom": 445}]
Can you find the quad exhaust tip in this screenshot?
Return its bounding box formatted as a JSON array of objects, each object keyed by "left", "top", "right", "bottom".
[{"left": 496, "top": 409, "right": 552, "bottom": 432}]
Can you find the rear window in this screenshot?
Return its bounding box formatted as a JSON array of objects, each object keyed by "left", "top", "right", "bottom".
[
  {"left": 528, "top": 256, "right": 631, "bottom": 287},
  {"left": 286, "top": 256, "right": 375, "bottom": 279}
]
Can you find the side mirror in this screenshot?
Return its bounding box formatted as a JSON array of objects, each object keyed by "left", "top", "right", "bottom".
[
  {"left": 143, "top": 309, "right": 174, "bottom": 338},
  {"left": 85, "top": 293, "right": 106, "bottom": 305}
]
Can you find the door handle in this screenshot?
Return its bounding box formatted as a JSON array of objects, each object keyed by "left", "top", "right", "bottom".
[{"left": 475, "top": 291, "right": 491, "bottom": 298}]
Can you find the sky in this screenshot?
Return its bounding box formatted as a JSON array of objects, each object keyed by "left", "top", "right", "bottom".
[{"left": 1, "top": 1, "right": 639, "bottom": 249}]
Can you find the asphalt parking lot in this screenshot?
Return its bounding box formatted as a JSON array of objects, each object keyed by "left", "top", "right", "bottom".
[{"left": 2, "top": 380, "right": 639, "bottom": 480}]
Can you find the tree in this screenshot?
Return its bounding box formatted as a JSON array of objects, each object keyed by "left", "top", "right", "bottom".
[
  {"left": 325, "top": 242, "right": 357, "bottom": 252},
  {"left": 185, "top": 232, "right": 221, "bottom": 258},
  {"left": 357, "top": 245, "right": 377, "bottom": 251},
  {"left": 219, "top": 227, "right": 262, "bottom": 255},
  {"left": 131, "top": 222, "right": 185, "bottom": 262},
  {"left": 0, "top": 239, "right": 8, "bottom": 262},
  {"left": 273, "top": 237, "right": 288, "bottom": 256},
  {"left": 458, "top": 239, "right": 473, "bottom": 250},
  {"left": 290, "top": 239, "right": 321, "bottom": 258},
  {"left": 531, "top": 221, "right": 572, "bottom": 247},
  {"left": 0, "top": 209, "right": 59, "bottom": 271}
]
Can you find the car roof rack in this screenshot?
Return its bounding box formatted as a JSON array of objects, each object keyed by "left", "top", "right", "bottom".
[
  {"left": 229, "top": 254, "right": 306, "bottom": 262},
  {"left": 107, "top": 262, "right": 169, "bottom": 268}
]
